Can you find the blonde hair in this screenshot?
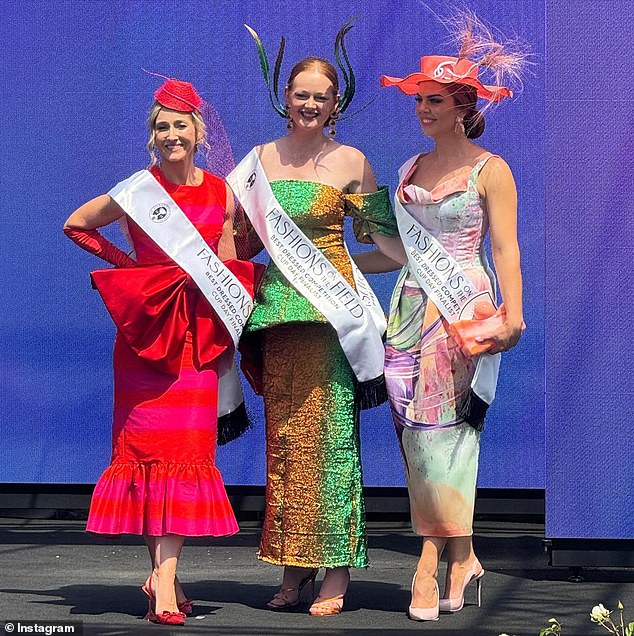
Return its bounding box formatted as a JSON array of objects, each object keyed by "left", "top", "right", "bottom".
[{"left": 146, "top": 102, "right": 210, "bottom": 167}]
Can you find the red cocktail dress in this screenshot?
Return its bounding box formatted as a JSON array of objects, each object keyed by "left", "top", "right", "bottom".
[{"left": 86, "top": 168, "right": 254, "bottom": 537}]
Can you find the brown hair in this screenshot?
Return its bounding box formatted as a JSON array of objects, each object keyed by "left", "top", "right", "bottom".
[
  {"left": 449, "top": 84, "right": 485, "bottom": 139},
  {"left": 146, "top": 102, "right": 210, "bottom": 168},
  {"left": 286, "top": 57, "right": 340, "bottom": 98}
]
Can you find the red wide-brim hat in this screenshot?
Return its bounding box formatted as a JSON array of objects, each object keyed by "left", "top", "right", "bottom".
[
  {"left": 154, "top": 78, "right": 202, "bottom": 112},
  {"left": 381, "top": 55, "right": 512, "bottom": 102}
]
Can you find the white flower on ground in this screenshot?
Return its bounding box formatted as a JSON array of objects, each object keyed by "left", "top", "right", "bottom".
[{"left": 590, "top": 604, "right": 611, "bottom": 622}]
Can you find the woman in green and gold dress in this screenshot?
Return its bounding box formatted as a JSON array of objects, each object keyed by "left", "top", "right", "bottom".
[{"left": 235, "top": 27, "right": 403, "bottom": 616}]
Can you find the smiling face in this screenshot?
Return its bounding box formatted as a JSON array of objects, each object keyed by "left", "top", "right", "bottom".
[
  {"left": 153, "top": 108, "right": 198, "bottom": 163},
  {"left": 415, "top": 81, "right": 465, "bottom": 138},
  {"left": 285, "top": 69, "right": 338, "bottom": 132}
]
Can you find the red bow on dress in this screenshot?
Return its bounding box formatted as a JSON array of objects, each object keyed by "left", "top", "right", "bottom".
[{"left": 91, "top": 260, "right": 263, "bottom": 377}]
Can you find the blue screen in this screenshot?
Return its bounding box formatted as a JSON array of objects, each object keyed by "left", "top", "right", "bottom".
[
  {"left": 1, "top": 0, "right": 544, "bottom": 490},
  {"left": 544, "top": 0, "right": 634, "bottom": 539}
]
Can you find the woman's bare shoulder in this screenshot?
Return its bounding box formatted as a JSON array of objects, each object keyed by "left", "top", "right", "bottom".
[
  {"left": 332, "top": 142, "right": 367, "bottom": 162},
  {"left": 256, "top": 139, "right": 281, "bottom": 155},
  {"left": 329, "top": 143, "right": 369, "bottom": 176},
  {"left": 480, "top": 155, "right": 513, "bottom": 179}
]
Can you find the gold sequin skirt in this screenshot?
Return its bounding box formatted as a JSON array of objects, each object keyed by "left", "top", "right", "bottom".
[{"left": 258, "top": 323, "right": 368, "bottom": 568}]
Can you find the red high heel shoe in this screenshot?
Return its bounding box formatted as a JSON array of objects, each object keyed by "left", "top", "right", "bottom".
[
  {"left": 147, "top": 608, "right": 186, "bottom": 626},
  {"left": 142, "top": 575, "right": 193, "bottom": 616},
  {"left": 177, "top": 599, "right": 194, "bottom": 615}
]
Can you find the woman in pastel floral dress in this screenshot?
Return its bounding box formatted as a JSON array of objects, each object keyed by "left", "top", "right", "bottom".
[{"left": 358, "top": 15, "right": 527, "bottom": 621}]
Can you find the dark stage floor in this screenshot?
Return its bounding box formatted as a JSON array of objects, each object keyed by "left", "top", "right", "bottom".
[{"left": 0, "top": 518, "right": 632, "bottom": 636}]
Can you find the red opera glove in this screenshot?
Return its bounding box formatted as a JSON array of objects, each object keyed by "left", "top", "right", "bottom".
[
  {"left": 449, "top": 302, "right": 506, "bottom": 357},
  {"left": 64, "top": 227, "right": 136, "bottom": 268}
]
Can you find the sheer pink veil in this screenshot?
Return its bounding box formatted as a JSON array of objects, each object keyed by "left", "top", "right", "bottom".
[
  {"left": 199, "top": 100, "right": 235, "bottom": 179},
  {"left": 198, "top": 99, "right": 261, "bottom": 260}
]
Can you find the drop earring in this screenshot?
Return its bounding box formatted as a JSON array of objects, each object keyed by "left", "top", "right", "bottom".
[
  {"left": 455, "top": 117, "right": 465, "bottom": 135},
  {"left": 328, "top": 115, "right": 338, "bottom": 137}
]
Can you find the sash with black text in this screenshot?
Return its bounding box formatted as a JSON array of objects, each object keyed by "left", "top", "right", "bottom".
[
  {"left": 394, "top": 155, "right": 501, "bottom": 428},
  {"left": 227, "top": 149, "right": 387, "bottom": 408},
  {"left": 108, "top": 170, "right": 253, "bottom": 419}
]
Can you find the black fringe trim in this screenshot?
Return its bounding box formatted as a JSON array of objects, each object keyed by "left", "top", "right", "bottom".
[
  {"left": 356, "top": 374, "right": 388, "bottom": 410},
  {"left": 217, "top": 402, "right": 251, "bottom": 446},
  {"left": 458, "top": 388, "right": 489, "bottom": 432}
]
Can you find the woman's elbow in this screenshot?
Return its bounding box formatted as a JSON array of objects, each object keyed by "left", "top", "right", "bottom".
[
  {"left": 63, "top": 212, "right": 84, "bottom": 231},
  {"left": 63, "top": 216, "right": 77, "bottom": 231}
]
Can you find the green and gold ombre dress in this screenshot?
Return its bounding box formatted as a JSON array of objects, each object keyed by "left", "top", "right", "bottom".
[{"left": 242, "top": 180, "right": 397, "bottom": 568}]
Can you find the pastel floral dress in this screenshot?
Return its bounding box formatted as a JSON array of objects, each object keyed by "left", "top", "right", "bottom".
[{"left": 385, "top": 153, "right": 497, "bottom": 537}]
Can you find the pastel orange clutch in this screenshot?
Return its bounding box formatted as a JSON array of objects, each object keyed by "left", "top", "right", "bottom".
[{"left": 449, "top": 302, "right": 506, "bottom": 357}]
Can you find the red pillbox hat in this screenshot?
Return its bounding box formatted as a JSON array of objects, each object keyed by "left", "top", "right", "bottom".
[{"left": 154, "top": 79, "right": 202, "bottom": 112}]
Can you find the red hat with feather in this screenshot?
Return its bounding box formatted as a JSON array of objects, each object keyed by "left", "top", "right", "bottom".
[
  {"left": 154, "top": 78, "right": 202, "bottom": 112},
  {"left": 381, "top": 55, "right": 512, "bottom": 102},
  {"left": 381, "top": 10, "right": 528, "bottom": 103}
]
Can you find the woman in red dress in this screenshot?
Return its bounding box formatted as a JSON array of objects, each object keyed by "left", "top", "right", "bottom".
[{"left": 64, "top": 79, "right": 258, "bottom": 625}]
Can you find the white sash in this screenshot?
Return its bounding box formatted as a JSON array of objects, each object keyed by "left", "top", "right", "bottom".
[
  {"left": 395, "top": 155, "right": 500, "bottom": 407},
  {"left": 108, "top": 170, "right": 251, "bottom": 417},
  {"left": 227, "top": 149, "right": 386, "bottom": 385}
]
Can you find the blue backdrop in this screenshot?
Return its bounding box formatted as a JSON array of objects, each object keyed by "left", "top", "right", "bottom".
[
  {"left": 544, "top": 0, "right": 634, "bottom": 539},
  {"left": 0, "top": 1, "right": 544, "bottom": 489}
]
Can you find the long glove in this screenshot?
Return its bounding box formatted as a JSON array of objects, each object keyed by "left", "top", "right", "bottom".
[{"left": 63, "top": 227, "right": 136, "bottom": 268}]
